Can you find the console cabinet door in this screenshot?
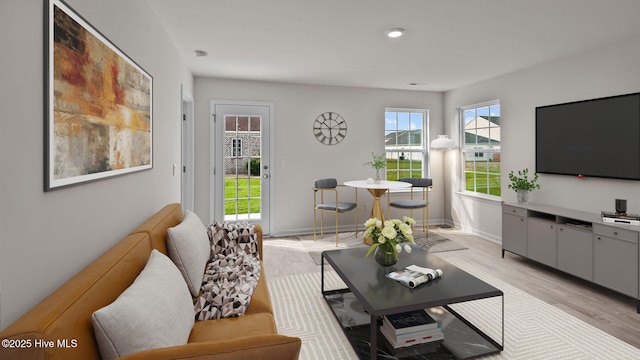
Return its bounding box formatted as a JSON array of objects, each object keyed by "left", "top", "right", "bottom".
[
  {"left": 557, "top": 225, "right": 593, "bottom": 281},
  {"left": 503, "top": 212, "right": 527, "bottom": 256},
  {"left": 527, "top": 218, "right": 557, "bottom": 267},
  {"left": 593, "top": 226, "right": 639, "bottom": 298}
]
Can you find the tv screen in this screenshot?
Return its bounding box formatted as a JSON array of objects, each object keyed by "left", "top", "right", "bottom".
[{"left": 536, "top": 93, "right": 640, "bottom": 180}]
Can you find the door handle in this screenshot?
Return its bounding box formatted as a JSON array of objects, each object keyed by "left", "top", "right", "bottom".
[{"left": 262, "top": 174, "right": 269, "bottom": 179}]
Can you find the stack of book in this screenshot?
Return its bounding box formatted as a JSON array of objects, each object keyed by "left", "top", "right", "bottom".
[{"left": 380, "top": 309, "right": 444, "bottom": 349}]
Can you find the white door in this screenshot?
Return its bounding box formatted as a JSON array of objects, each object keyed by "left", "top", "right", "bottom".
[{"left": 211, "top": 101, "right": 272, "bottom": 233}]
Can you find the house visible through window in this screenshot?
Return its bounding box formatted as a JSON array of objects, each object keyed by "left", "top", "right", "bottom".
[
  {"left": 461, "top": 101, "right": 501, "bottom": 197},
  {"left": 232, "top": 138, "right": 242, "bottom": 157},
  {"left": 384, "top": 108, "right": 428, "bottom": 181}
]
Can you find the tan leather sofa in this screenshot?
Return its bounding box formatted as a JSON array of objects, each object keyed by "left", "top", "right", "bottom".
[{"left": 0, "top": 203, "right": 301, "bottom": 359}]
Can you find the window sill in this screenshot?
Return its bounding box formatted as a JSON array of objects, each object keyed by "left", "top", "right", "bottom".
[{"left": 455, "top": 191, "right": 502, "bottom": 205}]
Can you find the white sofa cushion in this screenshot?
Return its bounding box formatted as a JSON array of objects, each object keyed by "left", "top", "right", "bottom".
[
  {"left": 167, "top": 210, "right": 210, "bottom": 296},
  {"left": 92, "top": 250, "right": 194, "bottom": 360}
]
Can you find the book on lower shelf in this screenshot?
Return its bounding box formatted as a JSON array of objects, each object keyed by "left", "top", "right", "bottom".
[{"left": 381, "top": 309, "right": 444, "bottom": 349}]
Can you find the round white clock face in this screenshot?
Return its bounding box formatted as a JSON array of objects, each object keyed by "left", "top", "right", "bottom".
[{"left": 313, "top": 112, "right": 347, "bottom": 145}]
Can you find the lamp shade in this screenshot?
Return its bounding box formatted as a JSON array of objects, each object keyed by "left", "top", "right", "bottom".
[{"left": 430, "top": 135, "right": 456, "bottom": 150}]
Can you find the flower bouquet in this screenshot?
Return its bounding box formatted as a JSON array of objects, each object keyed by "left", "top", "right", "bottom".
[{"left": 364, "top": 216, "right": 416, "bottom": 266}]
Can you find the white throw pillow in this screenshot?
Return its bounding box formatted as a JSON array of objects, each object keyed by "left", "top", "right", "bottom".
[
  {"left": 167, "top": 210, "right": 210, "bottom": 296},
  {"left": 92, "top": 250, "right": 194, "bottom": 360}
]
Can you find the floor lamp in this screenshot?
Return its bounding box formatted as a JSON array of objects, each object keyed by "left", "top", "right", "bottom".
[{"left": 430, "top": 135, "right": 457, "bottom": 226}]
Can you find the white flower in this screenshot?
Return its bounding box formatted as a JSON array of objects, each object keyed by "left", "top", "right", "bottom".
[
  {"left": 383, "top": 220, "right": 394, "bottom": 229},
  {"left": 403, "top": 216, "right": 416, "bottom": 225},
  {"left": 377, "top": 236, "right": 386, "bottom": 244},
  {"left": 391, "top": 219, "right": 402, "bottom": 226},
  {"left": 363, "top": 227, "right": 372, "bottom": 238},
  {"left": 399, "top": 223, "right": 412, "bottom": 236},
  {"left": 375, "top": 219, "right": 382, "bottom": 227},
  {"left": 381, "top": 226, "right": 397, "bottom": 239},
  {"left": 404, "top": 244, "right": 412, "bottom": 253},
  {"left": 364, "top": 218, "right": 378, "bottom": 228}
]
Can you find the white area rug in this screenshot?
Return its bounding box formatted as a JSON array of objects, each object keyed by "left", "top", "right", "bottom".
[{"left": 268, "top": 256, "right": 640, "bottom": 360}]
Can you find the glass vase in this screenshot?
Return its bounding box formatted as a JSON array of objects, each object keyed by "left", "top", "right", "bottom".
[
  {"left": 375, "top": 168, "right": 382, "bottom": 184},
  {"left": 374, "top": 245, "right": 397, "bottom": 267},
  {"left": 517, "top": 190, "right": 530, "bottom": 204}
]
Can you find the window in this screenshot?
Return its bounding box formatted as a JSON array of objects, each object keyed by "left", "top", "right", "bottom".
[
  {"left": 384, "top": 108, "right": 428, "bottom": 181},
  {"left": 232, "top": 138, "right": 242, "bottom": 157},
  {"left": 461, "top": 101, "right": 501, "bottom": 197}
]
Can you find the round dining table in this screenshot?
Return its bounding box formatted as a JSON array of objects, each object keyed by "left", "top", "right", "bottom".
[{"left": 344, "top": 179, "right": 411, "bottom": 224}]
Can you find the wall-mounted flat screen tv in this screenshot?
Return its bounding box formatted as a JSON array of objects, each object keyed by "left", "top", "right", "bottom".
[{"left": 536, "top": 92, "right": 640, "bottom": 180}]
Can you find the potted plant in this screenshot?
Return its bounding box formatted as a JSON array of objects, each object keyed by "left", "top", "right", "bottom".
[
  {"left": 363, "top": 152, "right": 386, "bottom": 183},
  {"left": 364, "top": 217, "right": 415, "bottom": 266},
  {"left": 507, "top": 168, "right": 540, "bottom": 203}
]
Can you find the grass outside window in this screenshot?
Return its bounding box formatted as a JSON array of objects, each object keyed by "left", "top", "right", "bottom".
[{"left": 225, "top": 176, "right": 261, "bottom": 214}]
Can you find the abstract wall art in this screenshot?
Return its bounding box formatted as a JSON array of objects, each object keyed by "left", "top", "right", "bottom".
[{"left": 45, "top": 0, "right": 152, "bottom": 191}]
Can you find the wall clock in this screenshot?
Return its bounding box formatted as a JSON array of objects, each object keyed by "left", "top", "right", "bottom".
[{"left": 313, "top": 112, "right": 347, "bottom": 145}]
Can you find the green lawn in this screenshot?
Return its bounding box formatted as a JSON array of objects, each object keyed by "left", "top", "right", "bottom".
[
  {"left": 385, "top": 159, "right": 422, "bottom": 181},
  {"left": 464, "top": 161, "right": 501, "bottom": 196},
  {"left": 225, "top": 176, "right": 261, "bottom": 215}
]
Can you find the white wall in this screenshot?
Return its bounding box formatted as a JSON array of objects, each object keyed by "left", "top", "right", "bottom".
[
  {"left": 193, "top": 78, "right": 444, "bottom": 234},
  {"left": 0, "top": 0, "right": 192, "bottom": 328},
  {"left": 444, "top": 35, "right": 640, "bottom": 241}
]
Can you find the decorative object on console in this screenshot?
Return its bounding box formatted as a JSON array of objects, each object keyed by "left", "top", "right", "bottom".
[
  {"left": 363, "top": 152, "right": 386, "bottom": 183},
  {"left": 507, "top": 168, "right": 540, "bottom": 203},
  {"left": 364, "top": 217, "right": 416, "bottom": 266},
  {"left": 45, "top": 0, "right": 153, "bottom": 191},
  {"left": 616, "top": 199, "right": 628, "bottom": 214},
  {"left": 601, "top": 211, "right": 640, "bottom": 225}
]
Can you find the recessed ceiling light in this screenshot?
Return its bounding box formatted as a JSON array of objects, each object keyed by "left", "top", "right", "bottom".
[
  {"left": 195, "top": 50, "right": 208, "bottom": 57},
  {"left": 386, "top": 28, "right": 405, "bottom": 38}
]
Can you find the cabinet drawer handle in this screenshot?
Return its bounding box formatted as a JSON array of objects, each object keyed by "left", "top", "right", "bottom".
[
  {"left": 560, "top": 228, "right": 563, "bottom": 231},
  {"left": 513, "top": 209, "right": 516, "bottom": 213},
  {"left": 614, "top": 231, "right": 619, "bottom": 236},
  {"left": 597, "top": 237, "right": 602, "bottom": 240},
  {"left": 550, "top": 225, "right": 554, "bottom": 229},
  {"left": 520, "top": 218, "right": 524, "bottom": 222}
]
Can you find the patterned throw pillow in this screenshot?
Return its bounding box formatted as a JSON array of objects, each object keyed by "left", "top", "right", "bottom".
[{"left": 207, "top": 222, "right": 259, "bottom": 258}]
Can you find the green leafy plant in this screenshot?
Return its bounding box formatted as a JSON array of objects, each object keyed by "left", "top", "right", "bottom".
[
  {"left": 247, "top": 158, "right": 261, "bottom": 176},
  {"left": 363, "top": 152, "right": 386, "bottom": 170},
  {"left": 507, "top": 168, "right": 540, "bottom": 192}
]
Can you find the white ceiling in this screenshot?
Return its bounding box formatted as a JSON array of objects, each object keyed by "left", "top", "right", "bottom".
[{"left": 148, "top": 0, "right": 640, "bottom": 92}]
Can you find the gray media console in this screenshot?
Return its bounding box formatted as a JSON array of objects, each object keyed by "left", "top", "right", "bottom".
[{"left": 502, "top": 202, "right": 640, "bottom": 313}]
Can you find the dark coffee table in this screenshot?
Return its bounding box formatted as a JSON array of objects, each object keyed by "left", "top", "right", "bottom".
[{"left": 321, "top": 246, "right": 503, "bottom": 360}]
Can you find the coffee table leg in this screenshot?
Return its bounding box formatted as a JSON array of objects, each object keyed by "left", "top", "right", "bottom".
[
  {"left": 370, "top": 314, "right": 377, "bottom": 360},
  {"left": 321, "top": 251, "right": 325, "bottom": 294}
]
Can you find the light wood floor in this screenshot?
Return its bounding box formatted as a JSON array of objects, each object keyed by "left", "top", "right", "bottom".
[{"left": 262, "top": 227, "right": 640, "bottom": 349}]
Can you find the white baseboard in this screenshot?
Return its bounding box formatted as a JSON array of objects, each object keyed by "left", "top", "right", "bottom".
[{"left": 451, "top": 220, "right": 502, "bottom": 244}]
